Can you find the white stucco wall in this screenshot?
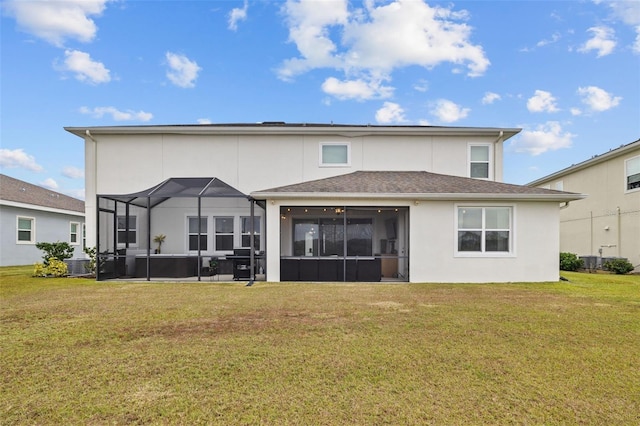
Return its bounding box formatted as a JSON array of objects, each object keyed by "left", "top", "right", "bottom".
[
  {"left": 265, "top": 198, "right": 561, "bottom": 283},
  {"left": 82, "top": 131, "right": 506, "bottom": 249}
]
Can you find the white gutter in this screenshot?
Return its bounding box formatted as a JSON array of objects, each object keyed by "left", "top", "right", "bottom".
[
  {"left": 250, "top": 191, "right": 587, "bottom": 202},
  {"left": 0, "top": 199, "right": 85, "bottom": 216}
]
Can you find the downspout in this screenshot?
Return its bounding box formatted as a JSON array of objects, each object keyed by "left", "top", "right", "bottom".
[
  {"left": 494, "top": 130, "right": 503, "bottom": 181},
  {"left": 617, "top": 207, "right": 621, "bottom": 257}
]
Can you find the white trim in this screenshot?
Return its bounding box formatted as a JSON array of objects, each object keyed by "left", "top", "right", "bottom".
[
  {"left": 0, "top": 199, "right": 84, "bottom": 217},
  {"left": 319, "top": 142, "right": 351, "bottom": 167},
  {"left": 454, "top": 204, "right": 516, "bottom": 258},
  {"left": 16, "top": 216, "right": 35, "bottom": 244},
  {"left": 251, "top": 191, "right": 586, "bottom": 202}
]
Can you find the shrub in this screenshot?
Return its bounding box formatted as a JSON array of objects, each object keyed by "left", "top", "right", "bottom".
[
  {"left": 35, "top": 242, "right": 74, "bottom": 266},
  {"left": 84, "top": 246, "right": 97, "bottom": 274},
  {"left": 32, "top": 258, "right": 68, "bottom": 277},
  {"left": 603, "top": 258, "right": 634, "bottom": 275},
  {"left": 560, "top": 252, "right": 584, "bottom": 271}
]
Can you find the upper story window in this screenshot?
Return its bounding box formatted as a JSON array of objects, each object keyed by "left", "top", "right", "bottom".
[
  {"left": 626, "top": 155, "right": 640, "bottom": 192},
  {"left": 320, "top": 142, "right": 350, "bottom": 167},
  {"left": 70, "top": 222, "right": 80, "bottom": 245},
  {"left": 17, "top": 216, "right": 35, "bottom": 244},
  {"left": 456, "top": 206, "right": 513, "bottom": 256},
  {"left": 469, "top": 144, "right": 492, "bottom": 179},
  {"left": 117, "top": 215, "right": 137, "bottom": 246}
]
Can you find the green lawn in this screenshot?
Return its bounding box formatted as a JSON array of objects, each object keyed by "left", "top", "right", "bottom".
[{"left": 2, "top": 266, "right": 639, "bottom": 425}]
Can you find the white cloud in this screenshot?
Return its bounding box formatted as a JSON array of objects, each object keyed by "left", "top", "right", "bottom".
[
  {"left": 41, "top": 178, "right": 59, "bottom": 190},
  {"left": 321, "top": 76, "right": 393, "bottom": 101},
  {"left": 570, "top": 108, "right": 582, "bottom": 116},
  {"left": 3, "top": 0, "right": 111, "bottom": 47},
  {"left": 375, "top": 102, "right": 407, "bottom": 124},
  {"left": 278, "top": 0, "right": 489, "bottom": 100},
  {"left": 57, "top": 49, "right": 110, "bottom": 84},
  {"left": 482, "top": 92, "right": 501, "bottom": 105},
  {"left": 165, "top": 52, "right": 201, "bottom": 88},
  {"left": 527, "top": 90, "right": 559, "bottom": 113},
  {"left": 413, "top": 79, "right": 429, "bottom": 92},
  {"left": 577, "top": 86, "right": 622, "bottom": 111},
  {"left": 536, "top": 32, "right": 561, "bottom": 47},
  {"left": 62, "top": 166, "right": 84, "bottom": 179},
  {"left": 510, "top": 121, "right": 575, "bottom": 156},
  {"left": 79, "top": 106, "right": 153, "bottom": 122},
  {"left": 228, "top": 0, "right": 248, "bottom": 31},
  {"left": 634, "top": 26, "right": 640, "bottom": 53},
  {"left": 579, "top": 26, "right": 616, "bottom": 57},
  {"left": 430, "top": 99, "right": 470, "bottom": 123},
  {"left": 0, "top": 148, "right": 43, "bottom": 172},
  {"left": 197, "top": 118, "right": 212, "bottom": 124},
  {"left": 604, "top": 1, "right": 640, "bottom": 26}
]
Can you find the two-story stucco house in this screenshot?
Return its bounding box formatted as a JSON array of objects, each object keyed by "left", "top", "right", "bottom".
[
  {"left": 0, "top": 174, "right": 85, "bottom": 267},
  {"left": 65, "top": 123, "right": 584, "bottom": 283},
  {"left": 529, "top": 139, "right": 640, "bottom": 272}
]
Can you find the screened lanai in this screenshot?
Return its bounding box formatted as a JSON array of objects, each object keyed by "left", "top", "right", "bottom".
[{"left": 96, "top": 177, "right": 264, "bottom": 282}]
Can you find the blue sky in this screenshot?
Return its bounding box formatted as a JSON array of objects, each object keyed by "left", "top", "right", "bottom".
[{"left": 1, "top": 0, "right": 639, "bottom": 200}]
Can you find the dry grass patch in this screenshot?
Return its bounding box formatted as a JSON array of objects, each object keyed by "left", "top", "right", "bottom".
[{"left": 1, "top": 267, "right": 639, "bottom": 424}]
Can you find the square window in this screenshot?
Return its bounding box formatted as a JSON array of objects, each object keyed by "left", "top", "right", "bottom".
[
  {"left": 320, "top": 143, "right": 350, "bottom": 166},
  {"left": 456, "top": 206, "right": 512, "bottom": 255}
]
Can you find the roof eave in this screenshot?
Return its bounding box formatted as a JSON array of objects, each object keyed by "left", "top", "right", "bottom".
[
  {"left": 250, "top": 191, "right": 587, "bottom": 202},
  {"left": 64, "top": 124, "right": 521, "bottom": 140}
]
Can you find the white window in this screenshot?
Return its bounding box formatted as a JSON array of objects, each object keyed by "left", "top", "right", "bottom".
[
  {"left": 17, "top": 216, "right": 35, "bottom": 244},
  {"left": 554, "top": 181, "right": 564, "bottom": 191},
  {"left": 626, "top": 155, "right": 640, "bottom": 192},
  {"left": 469, "top": 144, "right": 491, "bottom": 179},
  {"left": 320, "top": 142, "right": 350, "bottom": 167},
  {"left": 215, "top": 217, "right": 234, "bottom": 251},
  {"left": 70, "top": 222, "right": 80, "bottom": 245},
  {"left": 241, "top": 216, "right": 261, "bottom": 249},
  {"left": 456, "top": 206, "right": 512, "bottom": 255},
  {"left": 188, "top": 216, "right": 208, "bottom": 251},
  {"left": 117, "top": 215, "right": 137, "bottom": 246}
]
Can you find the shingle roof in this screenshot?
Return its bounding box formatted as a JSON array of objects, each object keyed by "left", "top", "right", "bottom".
[
  {"left": 252, "top": 171, "right": 584, "bottom": 201},
  {"left": 0, "top": 174, "right": 84, "bottom": 213}
]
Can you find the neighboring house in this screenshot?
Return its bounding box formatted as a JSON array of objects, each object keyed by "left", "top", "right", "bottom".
[
  {"left": 528, "top": 139, "right": 640, "bottom": 271},
  {"left": 65, "top": 123, "right": 583, "bottom": 283},
  {"left": 0, "top": 174, "right": 85, "bottom": 266}
]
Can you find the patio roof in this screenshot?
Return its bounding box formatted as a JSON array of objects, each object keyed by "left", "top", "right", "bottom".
[{"left": 99, "top": 177, "right": 247, "bottom": 208}]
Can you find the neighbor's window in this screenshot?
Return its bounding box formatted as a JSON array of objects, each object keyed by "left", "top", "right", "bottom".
[
  {"left": 469, "top": 145, "right": 491, "bottom": 179},
  {"left": 117, "top": 215, "right": 137, "bottom": 245},
  {"left": 17, "top": 216, "right": 35, "bottom": 243},
  {"left": 320, "top": 142, "right": 350, "bottom": 166},
  {"left": 215, "top": 217, "right": 234, "bottom": 251},
  {"left": 457, "top": 207, "right": 512, "bottom": 254},
  {"left": 188, "top": 217, "right": 208, "bottom": 251},
  {"left": 70, "top": 222, "right": 80, "bottom": 244},
  {"left": 626, "top": 155, "right": 640, "bottom": 191},
  {"left": 241, "top": 216, "right": 261, "bottom": 250}
]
